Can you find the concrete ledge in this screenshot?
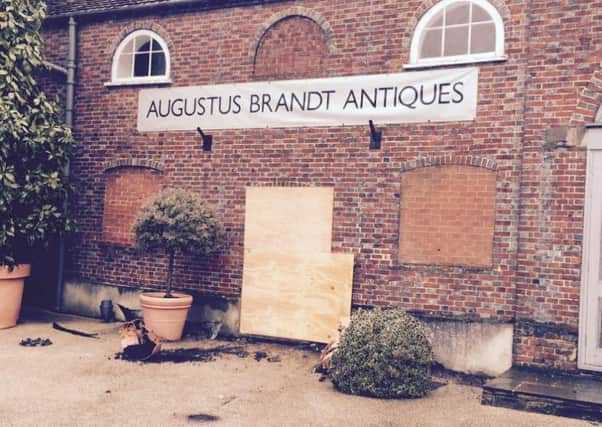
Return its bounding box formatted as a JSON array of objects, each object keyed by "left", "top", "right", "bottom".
[
  {"left": 62, "top": 280, "right": 512, "bottom": 375},
  {"left": 422, "top": 319, "right": 513, "bottom": 377},
  {"left": 61, "top": 280, "right": 240, "bottom": 337}
]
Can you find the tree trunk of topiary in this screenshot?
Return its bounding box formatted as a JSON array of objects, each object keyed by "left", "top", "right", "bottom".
[{"left": 166, "top": 250, "right": 175, "bottom": 298}]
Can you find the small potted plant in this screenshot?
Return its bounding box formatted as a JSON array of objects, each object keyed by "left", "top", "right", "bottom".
[
  {"left": 133, "top": 189, "right": 225, "bottom": 341},
  {"left": 0, "top": 0, "right": 74, "bottom": 328}
]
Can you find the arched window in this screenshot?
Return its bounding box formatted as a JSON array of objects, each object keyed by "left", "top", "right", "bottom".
[
  {"left": 409, "top": 0, "right": 505, "bottom": 67},
  {"left": 110, "top": 30, "right": 171, "bottom": 85}
]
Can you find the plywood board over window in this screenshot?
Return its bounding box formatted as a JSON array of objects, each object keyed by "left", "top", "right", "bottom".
[
  {"left": 240, "top": 186, "right": 354, "bottom": 343},
  {"left": 399, "top": 166, "right": 496, "bottom": 267},
  {"left": 240, "top": 251, "right": 354, "bottom": 343},
  {"left": 243, "top": 187, "right": 333, "bottom": 253}
]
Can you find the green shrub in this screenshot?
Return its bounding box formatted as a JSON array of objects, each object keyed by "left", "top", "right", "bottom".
[
  {"left": 133, "top": 189, "right": 225, "bottom": 296},
  {"left": 329, "top": 308, "right": 433, "bottom": 398}
]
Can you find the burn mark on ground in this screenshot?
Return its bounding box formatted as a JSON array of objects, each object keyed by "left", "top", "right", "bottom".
[
  {"left": 19, "top": 337, "right": 52, "bottom": 347},
  {"left": 115, "top": 345, "right": 250, "bottom": 363},
  {"left": 187, "top": 413, "right": 219, "bottom": 422}
]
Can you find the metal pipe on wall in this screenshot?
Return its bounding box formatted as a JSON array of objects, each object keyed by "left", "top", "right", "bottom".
[{"left": 55, "top": 16, "right": 77, "bottom": 311}]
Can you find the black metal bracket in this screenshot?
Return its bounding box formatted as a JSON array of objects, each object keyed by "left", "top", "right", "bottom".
[
  {"left": 369, "top": 120, "right": 382, "bottom": 150},
  {"left": 197, "top": 127, "right": 213, "bottom": 151}
]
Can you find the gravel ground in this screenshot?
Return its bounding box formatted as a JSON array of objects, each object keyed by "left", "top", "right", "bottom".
[{"left": 0, "top": 309, "right": 591, "bottom": 427}]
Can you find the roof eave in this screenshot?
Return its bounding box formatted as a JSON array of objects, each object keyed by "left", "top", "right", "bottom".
[{"left": 46, "top": 0, "right": 292, "bottom": 22}]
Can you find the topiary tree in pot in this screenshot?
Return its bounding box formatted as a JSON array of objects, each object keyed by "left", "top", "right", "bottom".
[
  {"left": 133, "top": 188, "right": 225, "bottom": 341},
  {"left": 0, "top": 0, "right": 74, "bottom": 328}
]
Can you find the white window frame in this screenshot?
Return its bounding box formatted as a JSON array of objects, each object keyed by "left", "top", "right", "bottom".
[
  {"left": 407, "top": 0, "right": 506, "bottom": 69},
  {"left": 106, "top": 29, "right": 172, "bottom": 87}
]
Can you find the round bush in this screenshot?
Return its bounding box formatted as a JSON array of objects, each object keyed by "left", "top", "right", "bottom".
[
  {"left": 134, "top": 189, "right": 224, "bottom": 258},
  {"left": 133, "top": 189, "right": 225, "bottom": 296},
  {"left": 329, "top": 308, "right": 433, "bottom": 398}
]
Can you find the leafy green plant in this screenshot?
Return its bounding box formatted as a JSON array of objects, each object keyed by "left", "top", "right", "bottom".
[
  {"left": 0, "top": 0, "right": 74, "bottom": 268},
  {"left": 133, "top": 189, "right": 225, "bottom": 297},
  {"left": 330, "top": 308, "right": 433, "bottom": 398}
]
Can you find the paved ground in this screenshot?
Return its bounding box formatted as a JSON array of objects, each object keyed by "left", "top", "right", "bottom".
[{"left": 0, "top": 309, "right": 592, "bottom": 427}]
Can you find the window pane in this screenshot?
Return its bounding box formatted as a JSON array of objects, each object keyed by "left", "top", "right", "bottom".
[
  {"left": 444, "top": 25, "right": 469, "bottom": 56},
  {"left": 133, "top": 52, "right": 150, "bottom": 77},
  {"left": 427, "top": 11, "right": 444, "bottom": 28},
  {"left": 420, "top": 28, "right": 442, "bottom": 58},
  {"left": 116, "top": 53, "right": 132, "bottom": 78},
  {"left": 472, "top": 4, "right": 492, "bottom": 23},
  {"left": 121, "top": 38, "right": 135, "bottom": 54},
  {"left": 134, "top": 35, "right": 152, "bottom": 52},
  {"left": 446, "top": 2, "right": 470, "bottom": 26},
  {"left": 151, "top": 38, "right": 164, "bottom": 52},
  {"left": 150, "top": 52, "right": 166, "bottom": 76},
  {"left": 470, "top": 22, "right": 496, "bottom": 53}
]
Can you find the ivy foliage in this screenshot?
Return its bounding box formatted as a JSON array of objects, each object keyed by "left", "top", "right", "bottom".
[
  {"left": 330, "top": 308, "right": 434, "bottom": 398},
  {"left": 0, "top": 0, "right": 74, "bottom": 268},
  {"left": 133, "top": 189, "right": 225, "bottom": 295}
]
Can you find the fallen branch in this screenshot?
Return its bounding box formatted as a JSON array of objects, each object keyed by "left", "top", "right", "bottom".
[
  {"left": 116, "top": 304, "right": 142, "bottom": 322},
  {"left": 318, "top": 317, "right": 350, "bottom": 371},
  {"left": 52, "top": 322, "right": 99, "bottom": 339}
]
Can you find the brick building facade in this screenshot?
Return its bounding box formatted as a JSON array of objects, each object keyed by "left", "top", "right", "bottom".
[{"left": 40, "top": 0, "right": 602, "bottom": 374}]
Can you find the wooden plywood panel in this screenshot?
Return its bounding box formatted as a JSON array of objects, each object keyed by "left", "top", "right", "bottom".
[
  {"left": 244, "top": 187, "right": 333, "bottom": 253},
  {"left": 240, "top": 251, "right": 354, "bottom": 343}
]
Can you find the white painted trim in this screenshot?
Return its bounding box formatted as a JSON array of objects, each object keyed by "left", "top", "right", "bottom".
[
  {"left": 578, "top": 138, "right": 602, "bottom": 371},
  {"left": 104, "top": 78, "right": 172, "bottom": 87},
  {"left": 110, "top": 29, "right": 171, "bottom": 85},
  {"left": 409, "top": 0, "right": 505, "bottom": 66},
  {"left": 404, "top": 55, "right": 507, "bottom": 70},
  {"left": 582, "top": 128, "right": 602, "bottom": 149},
  {"left": 578, "top": 149, "right": 594, "bottom": 370},
  {"left": 578, "top": 362, "right": 602, "bottom": 373}
]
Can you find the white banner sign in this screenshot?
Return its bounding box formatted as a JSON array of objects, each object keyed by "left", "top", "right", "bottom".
[{"left": 137, "top": 68, "right": 478, "bottom": 131}]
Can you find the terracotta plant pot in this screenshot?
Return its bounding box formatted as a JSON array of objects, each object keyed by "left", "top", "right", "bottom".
[
  {"left": 0, "top": 264, "right": 31, "bottom": 329},
  {"left": 139, "top": 292, "right": 193, "bottom": 341}
]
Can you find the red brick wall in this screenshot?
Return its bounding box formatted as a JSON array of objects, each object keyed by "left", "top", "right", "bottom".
[
  {"left": 513, "top": 0, "right": 602, "bottom": 369},
  {"left": 102, "top": 167, "right": 163, "bottom": 246},
  {"left": 40, "top": 0, "right": 602, "bottom": 369},
  {"left": 39, "top": 25, "right": 69, "bottom": 114},
  {"left": 46, "top": 0, "right": 527, "bottom": 308},
  {"left": 399, "top": 165, "right": 496, "bottom": 267}
]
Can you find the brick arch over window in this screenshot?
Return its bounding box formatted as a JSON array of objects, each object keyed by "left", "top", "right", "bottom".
[
  {"left": 102, "top": 166, "right": 163, "bottom": 246},
  {"left": 400, "top": 154, "right": 498, "bottom": 172},
  {"left": 253, "top": 15, "right": 331, "bottom": 80},
  {"left": 399, "top": 158, "right": 497, "bottom": 267}
]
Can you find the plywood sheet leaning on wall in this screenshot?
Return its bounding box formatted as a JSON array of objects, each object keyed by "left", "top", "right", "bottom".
[
  {"left": 243, "top": 187, "right": 333, "bottom": 253},
  {"left": 240, "top": 186, "right": 354, "bottom": 343},
  {"left": 240, "top": 251, "right": 354, "bottom": 343}
]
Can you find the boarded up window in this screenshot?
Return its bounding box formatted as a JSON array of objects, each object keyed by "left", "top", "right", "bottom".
[
  {"left": 254, "top": 16, "right": 329, "bottom": 80},
  {"left": 102, "top": 168, "right": 162, "bottom": 245},
  {"left": 399, "top": 166, "right": 496, "bottom": 267}
]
